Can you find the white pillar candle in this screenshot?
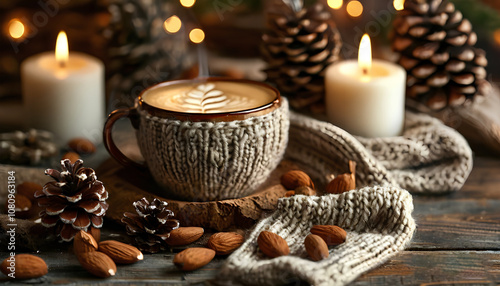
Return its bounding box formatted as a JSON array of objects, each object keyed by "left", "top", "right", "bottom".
[
  {"left": 21, "top": 31, "right": 104, "bottom": 144},
  {"left": 325, "top": 34, "right": 406, "bottom": 138}
]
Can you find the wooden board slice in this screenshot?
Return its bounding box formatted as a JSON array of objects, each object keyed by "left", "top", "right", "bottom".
[{"left": 97, "top": 159, "right": 296, "bottom": 231}]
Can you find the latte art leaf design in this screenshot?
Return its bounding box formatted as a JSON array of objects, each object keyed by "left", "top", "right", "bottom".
[{"left": 180, "top": 83, "right": 231, "bottom": 113}]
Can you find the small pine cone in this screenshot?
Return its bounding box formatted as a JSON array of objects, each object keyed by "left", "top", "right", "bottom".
[
  {"left": 121, "top": 198, "right": 180, "bottom": 253},
  {"left": 261, "top": 0, "right": 342, "bottom": 111},
  {"left": 391, "top": 0, "right": 491, "bottom": 110},
  {"left": 34, "top": 159, "right": 108, "bottom": 242}
]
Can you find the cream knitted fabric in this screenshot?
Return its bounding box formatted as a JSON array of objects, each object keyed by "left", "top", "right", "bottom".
[
  {"left": 286, "top": 111, "right": 473, "bottom": 194},
  {"left": 137, "top": 99, "right": 289, "bottom": 201},
  {"left": 219, "top": 186, "right": 416, "bottom": 286}
]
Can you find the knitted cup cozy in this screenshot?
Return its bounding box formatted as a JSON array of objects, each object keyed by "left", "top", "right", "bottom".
[
  {"left": 218, "top": 186, "right": 416, "bottom": 286},
  {"left": 286, "top": 111, "right": 473, "bottom": 194},
  {"left": 136, "top": 98, "right": 289, "bottom": 201}
]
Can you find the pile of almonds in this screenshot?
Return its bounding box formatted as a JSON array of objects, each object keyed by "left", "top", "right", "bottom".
[
  {"left": 62, "top": 137, "right": 97, "bottom": 163},
  {"left": 257, "top": 164, "right": 354, "bottom": 262},
  {"left": 170, "top": 227, "right": 245, "bottom": 271},
  {"left": 281, "top": 160, "right": 356, "bottom": 197},
  {"left": 257, "top": 225, "right": 347, "bottom": 262},
  {"left": 73, "top": 230, "right": 143, "bottom": 278}
]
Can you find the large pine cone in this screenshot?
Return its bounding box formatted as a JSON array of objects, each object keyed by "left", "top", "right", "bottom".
[
  {"left": 391, "top": 0, "right": 490, "bottom": 110},
  {"left": 34, "top": 159, "right": 108, "bottom": 242},
  {"left": 121, "top": 198, "right": 180, "bottom": 253},
  {"left": 261, "top": 1, "right": 342, "bottom": 110}
]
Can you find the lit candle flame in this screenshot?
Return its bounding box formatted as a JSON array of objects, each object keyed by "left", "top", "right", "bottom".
[
  {"left": 8, "top": 19, "right": 25, "bottom": 39},
  {"left": 393, "top": 0, "right": 405, "bottom": 11},
  {"left": 358, "top": 34, "right": 372, "bottom": 76},
  {"left": 55, "top": 31, "right": 69, "bottom": 68}
]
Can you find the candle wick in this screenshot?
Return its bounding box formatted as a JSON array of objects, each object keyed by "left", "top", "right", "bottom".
[
  {"left": 59, "top": 61, "right": 66, "bottom": 68},
  {"left": 362, "top": 68, "right": 368, "bottom": 75}
]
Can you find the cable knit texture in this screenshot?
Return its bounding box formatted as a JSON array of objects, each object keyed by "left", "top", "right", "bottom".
[
  {"left": 219, "top": 186, "right": 416, "bottom": 286},
  {"left": 286, "top": 111, "right": 473, "bottom": 194},
  {"left": 136, "top": 99, "right": 289, "bottom": 201}
]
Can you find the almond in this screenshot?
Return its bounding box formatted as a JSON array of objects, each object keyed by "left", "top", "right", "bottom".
[
  {"left": 284, "top": 190, "right": 295, "bottom": 197},
  {"left": 207, "top": 232, "right": 245, "bottom": 255},
  {"left": 166, "top": 227, "right": 204, "bottom": 246},
  {"left": 68, "top": 138, "right": 96, "bottom": 155},
  {"left": 310, "top": 225, "right": 347, "bottom": 246},
  {"left": 16, "top": 182, "right": 42, "bottom": 201},
  {"left": 77, "top": 251, "right": 117, "bottom": 278},
  {"left": 99, "top": 240, "right": 143, "bottom": 264},
  {"left": 294, "top": 186, "right": 316, "bottom": 196},
  {"left": 257, "top": 231, "right": 290, "bottom": 258},
  {"left": 326, "top": 174, "right": 354, "bottom": 194},
  {"left": 1, "top": 254, "right": 48, "bottom": 279},
  {"left": 326, "top": 161, "right": 356, "bottom": 194},
  {"left": 62, "top": 151, "right": 80, "bottom": 163},
  {"left": 74, "top": 230, "right": 98, "bottom": 255},
  {"left": 280, "top": 170, "right": 314, "bottom": 190},
  {"left": 304, "top": 234, "right": 329, "bottom": 261},
  {"left": 173, "top": 248, "right": 215, "bottom": 271}
]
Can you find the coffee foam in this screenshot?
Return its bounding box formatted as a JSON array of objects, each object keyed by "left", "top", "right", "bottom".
[{"left": 143, "top": 81, "right": 276, "bottom": 113}]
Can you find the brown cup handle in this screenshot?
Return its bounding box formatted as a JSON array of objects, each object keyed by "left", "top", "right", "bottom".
[{"left": 103, "top": 107, "right": 146, "bottom": 170}]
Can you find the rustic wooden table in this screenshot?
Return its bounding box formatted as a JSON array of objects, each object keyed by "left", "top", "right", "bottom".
[{"left": 1, "top": 154, "right": 499, "bottom": 285}]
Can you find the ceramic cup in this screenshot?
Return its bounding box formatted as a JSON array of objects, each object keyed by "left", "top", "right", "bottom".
[{"left": 103, "top": 78, "right": 289, "bottom": 201}]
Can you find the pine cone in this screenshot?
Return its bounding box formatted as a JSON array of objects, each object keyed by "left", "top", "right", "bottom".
[
  {"left": 261, "top": 0, "right": 342, "bottom": 110},
  {"left": 34, "top": 159, "right": 108, "bottom": 242},
  {"left": 121, "top": 198, "right": 180, "bottom": 253},
  {"left": 0, "top": 129, "right": 57, "bottom": 165},
  {"left": 391, "top": 0, "right": 491, "bottom": 110}
]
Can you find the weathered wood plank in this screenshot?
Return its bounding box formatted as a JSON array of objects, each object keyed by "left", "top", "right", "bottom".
[
  {"left": 2, "top": 250, "right": 499, "bottom": 285},
  {"left": 410, "top": 199, "right": 500, "bottom": 250},
  {"left": 353, "top": 251, "right": 500, "bottom": 286},
  {"left": 406, "top": 156, "right": 500, "bottom": 250}
]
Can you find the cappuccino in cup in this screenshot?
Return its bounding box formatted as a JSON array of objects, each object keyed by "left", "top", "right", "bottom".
[
  {"left": 104, "top": 78, "right": 289, "bottom": 201},
  {"left": 143, "top": 81, "right": 277, "bottom": 114}
]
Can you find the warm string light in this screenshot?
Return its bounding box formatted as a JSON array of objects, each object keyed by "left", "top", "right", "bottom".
[
  {"left": 358, "top": 34, "right": 372, "bottom": 76},
  {"left": 8, "top": 19, "right": 25, "bottom": 39},
  {"left": 189, "top": 28, "right": 205, "bottom": 44},
  {"left": 164, "top": 15, "right": 182, "bottom": 34},
  {"left": 327, "top": 0, "right": 343, "bottom": 10},
  {"left": 180, "top": 0, "right": 195, "bottom": 8},
  {"left": 346, "top": 0, "right": 363, "bottom": 17},
  {"left": 55, "top": 31, "right": 69, "bottom": 68},
  {"left": 393, "top": 0, "right": 405, "bottom": 11}
]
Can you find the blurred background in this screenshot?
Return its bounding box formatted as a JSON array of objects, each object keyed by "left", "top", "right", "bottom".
[{"left": 1, "top": 0, "right": 499, "bottom": 130}]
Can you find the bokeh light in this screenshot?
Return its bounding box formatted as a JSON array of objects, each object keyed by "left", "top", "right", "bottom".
[
  {"left": 394, "top": 0, "right": 405, "bottom": 11},
  {"left": 327, "top": 0, "right": 343, "bottom": 10},
  {"left": 347, "top": 1, "right": 363, "bottom": 17},
  {"left": 164, "top": 15, "right": 182, "bottom": 34},
  {"left": 180, "top": 0, "right": 195, "bottom": 8},
  {"left": 8, "top": 19, "right": 25, "bottom": 39},
  {"left": 189, "top": 28, "right": 205, "bottom": 44}
]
